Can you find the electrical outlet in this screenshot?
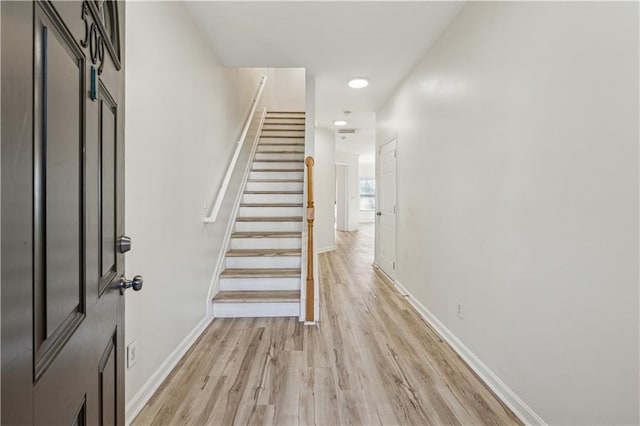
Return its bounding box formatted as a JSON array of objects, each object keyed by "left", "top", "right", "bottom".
[
  {"left": 127, "top": 340, "right": 138, "bottom": 369},
  {"left": 456, "top": 300, "right": 464, "bottom": 319}
]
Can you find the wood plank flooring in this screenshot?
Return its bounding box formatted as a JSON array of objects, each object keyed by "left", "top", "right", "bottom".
[{"left": 133, "top": 225, "right": 521, "bottom": 425}]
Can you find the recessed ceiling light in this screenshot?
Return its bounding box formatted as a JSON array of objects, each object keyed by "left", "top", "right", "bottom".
[
  {"left": 334, "top": 120, "right": 347, "bottom": 126},
  {"left": 348, "top": 78, "right": 369, "bottom": 89}
]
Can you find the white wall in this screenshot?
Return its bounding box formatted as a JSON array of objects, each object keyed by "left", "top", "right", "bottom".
[
  {"left": 314, "top": 128, "right": 335, "bottom": 253},
  {"left": 359, "top": 161, "right": 375, "bottom": 223},
  {"left": 377, "top": 2, "right": 639, "bottom": 424},
  {"left": 124, "top": 2, "right": 263, "bottom": 420},
  {"left": 263, "top": 68, "right": 306, "bottom": 112},
  {"left": 335, "top": 151, "right": 360, "bottom": 231}
]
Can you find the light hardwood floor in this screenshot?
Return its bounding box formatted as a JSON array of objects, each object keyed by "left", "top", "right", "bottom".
[{"left": 133, "top": 225, "right": 521, "bottom": 425}]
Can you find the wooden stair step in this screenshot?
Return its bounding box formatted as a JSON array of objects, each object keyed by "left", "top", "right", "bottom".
[
  {"left": 244, "top": 191, "right": 303, "bottom": 195},
  {"left": 226, "top": 248, "right": 301, "bottom": 257},
  {"left": 255, "top": 151, "right": 305, "bottom": 154},
  {"left": 247, "top": 179, "right": 303, "bottom": 182},
  {"left": 240, "top": 203, "right": 303, "bottom": 207},
  {"left": 264, "top": 115, "right": 304, "bottom": 118},
  {"left": 251, "top": 169, "right": 304, "bottom": 172},
  {"left": 259, "top": 135, "right": 305, "bottom": 139},
  {"left": 258, "top": 142, "right": 305, "bottom": 146},
  {"left": 262, "top": 122, "right": 304, "bottom": 125},
  {"left": 235, "top": 216, "right": 302, "bottom": 222},
  {"left": 213, "top": 290, "right": 300, "bottom": 303},
  {"left": 266, "top": 111, "right": 305, "bottom": 114},
  {"left": 232, "top": 231, "right": 302, "bottom": 238},
  {"left": 253, "top": 159, "right": 303, "bottom": 163},
  {"left": 219, "top": 269, "right": 301, "bottom": 278},
  {"left": 261, "top": 129, "right": 305, "bottom": 132}
]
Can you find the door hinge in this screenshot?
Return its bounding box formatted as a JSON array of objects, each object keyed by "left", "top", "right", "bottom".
[
  {"left": 393, "top": 205, "right": 396, "bottom": 214},
  {"left": 394, "top": 150, "right": 397, "bottom": 158},
  {"left": 393, "top": 262, "right": 396, "bottom": 270}
]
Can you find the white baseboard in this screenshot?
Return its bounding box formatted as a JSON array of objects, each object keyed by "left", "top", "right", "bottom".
[
  {"left": 390, "top": 278, "right": 546, "bottom": 426},
  {"left": 317, "top": 245, "right": 336, "bottom": 253},
  {"left": 125, "top": 315, "right": 213, "bottom": 425}
]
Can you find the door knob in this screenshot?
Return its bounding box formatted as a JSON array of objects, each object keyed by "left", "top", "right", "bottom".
[
  {"left": 376, "top": 211, "right": 382, "bottom": 216},
  {"left": 117, "top": 275, "right": 143, "bottom": 295}
]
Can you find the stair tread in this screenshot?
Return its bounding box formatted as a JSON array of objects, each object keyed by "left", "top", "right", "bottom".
[
  {"left": 213, "top": 290, "right": 300, "bottom": 303},
  {"left": 256, "top": 151, "right": 305, "bottom": 154},
  {"left": 261, "top": 129, "right": 305, "bottom": 132},
  {"left": 251, "top": 169, "right": 304, "bottom": 172},
  {"left": 267, "top": 111, "right": 305, "bottom": 114},
  {"left": 232, "top": 231, "right": 302, "bottom": 238},
  {"left": 240, "top": 203, "right": 303, "bottom": 207},
  {"left": 220, "top": 269, "right": 301, "bottom": 278},
  {"left": 252, "top": 160, "right": 303, "bottom": 163},
  {"left": 264, "top": 117, "right": 305, "bottom": 119},
  {"left": 236, "top": 216, "right": 302, "bottom": 222},
  {"left": 247, "top": 179, "right": 303, "bottom": 182},
  {"left": 259, "top": 136, "right": 305, "bottom": 139},
  {"left": 258, "top": 142, "right": 305, "bottom": 145},
  {"left": 244, "top": 191, "right": 303, "bottom": 194},
  {"left": 226, "top": 248, "right": 301, "bottom": 257}
]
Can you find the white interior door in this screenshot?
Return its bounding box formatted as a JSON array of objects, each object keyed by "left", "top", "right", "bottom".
[
  {"left": 335, "top": 164, "right": 349, "bottom": 231},
  {"left": 377, "top": 139, "right": 397, "bottom": 279}
]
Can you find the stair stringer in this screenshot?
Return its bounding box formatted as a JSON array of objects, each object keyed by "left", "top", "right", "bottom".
[{"left": 205, "top": 108, "right": 267, "bottom": 317}]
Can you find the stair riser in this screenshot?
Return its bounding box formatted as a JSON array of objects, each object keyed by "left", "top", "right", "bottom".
[
  {"left": 249, "top": 171, "right": 304, "bottom": 180},
  {"left": 245, "top": 181, "right": 303, "bottom": 191},
  {"left": 243, "top": 193, "right": 302, "bottom": 204},
  {"left": 239, "top": 206, "right": 303, "bottom": 217},
  {"left": 254, "top": 152, "right": 304, "bottom": 161},
  {"left": 260, "top": 131, "right": 305, "bottom": 138},
  {"left": 261, "top": 124, "right": 305, "bottom": 131},
  {"left": 258, "top": 145, "right": 305, "bottom": 152},
  {"left": 252, "top": 162, "right": 302, "bottom": 170},
  {"left": 263, "top": 118, "right": 305, "bottom": 124},
  {"left": 213, "top": 301, "right": 300, "bottom": 318},
  {"left": 259, "top": 138, "right": 304, "bottom": 145},
  {"left": 219, "top": 277, "right": 301, "bottom": 291},
  {"left": 225, "top": 256, "right": 301, "bottom": 269},
  {"left": 266, "top": 113, "right": 305, "bottom": 118},
  {"left": 230, "top": 237, "right": 301, "bottom": 250},
  {"left": 235, "top": 221, "right": 302, "bottom": 232}
]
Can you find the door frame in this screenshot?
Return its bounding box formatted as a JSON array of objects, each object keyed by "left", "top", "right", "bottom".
[{"left": 375, "top": 136, "right": 398, "bottom": 280}]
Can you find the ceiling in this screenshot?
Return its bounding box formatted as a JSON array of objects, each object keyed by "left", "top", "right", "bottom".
[{"left": 184, "top": 1, "right": 464, "bottom": 160}]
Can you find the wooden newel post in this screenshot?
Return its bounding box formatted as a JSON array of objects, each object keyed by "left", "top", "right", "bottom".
[{"left": 305, "top": 156, "right": 315, "bottom": 322}]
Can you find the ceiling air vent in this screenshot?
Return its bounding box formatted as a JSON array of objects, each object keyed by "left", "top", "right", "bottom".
[{"left": 337, "top": 128, "right": 357, "bottom": 134}]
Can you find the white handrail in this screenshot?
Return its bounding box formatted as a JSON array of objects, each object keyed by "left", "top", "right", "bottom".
[{"left": 204, "top": 75, "right": 267, "bottom": 223}]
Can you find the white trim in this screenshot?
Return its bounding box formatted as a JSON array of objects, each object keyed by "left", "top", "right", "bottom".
[
  {"left": 125, "top": 315, "right": 213, "bottom": 425},
  {"left": 374, "top": 266, "right": 546, "bottom": 426},
  {"left": 205, "top": 108, "right": 267, "bottom": 316},
  {"left": 375, "top": 136, "right": 398, "bottom": 280},
  {"left": 316, "top": 245, "right": 336, "bottom": 254},
  {"left": 205, "top": 76, "right": 267, "bottom": 223}
]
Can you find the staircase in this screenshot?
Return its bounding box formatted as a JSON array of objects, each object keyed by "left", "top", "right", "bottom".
[{"left": 212, "top": 111, "right": 305, "bottom": 318}]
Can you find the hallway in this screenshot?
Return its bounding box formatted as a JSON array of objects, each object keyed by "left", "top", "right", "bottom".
[{"left": 133, "top": 225, "right": 519, "bottom": 425}]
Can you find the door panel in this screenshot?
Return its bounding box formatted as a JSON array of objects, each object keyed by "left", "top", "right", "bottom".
[
  {"left": 35, "top": 7, "right": 86, "bottom": 348},
  {"left": 378, "top": 139, "right": 397, "bottom": 279},
  {"left": 99, "top": 333, "right": 117, "bottom": 426},
  {"left": 2, "top": 1, "right": 128, "bottom": 424},
  {"left": 100, "top": 86, "right": 118, "bottom": 292}
]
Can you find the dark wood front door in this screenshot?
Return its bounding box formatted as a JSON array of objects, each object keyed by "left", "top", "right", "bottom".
[{"left": 2, "top": 1, "right": 129, "bottom": 424}]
